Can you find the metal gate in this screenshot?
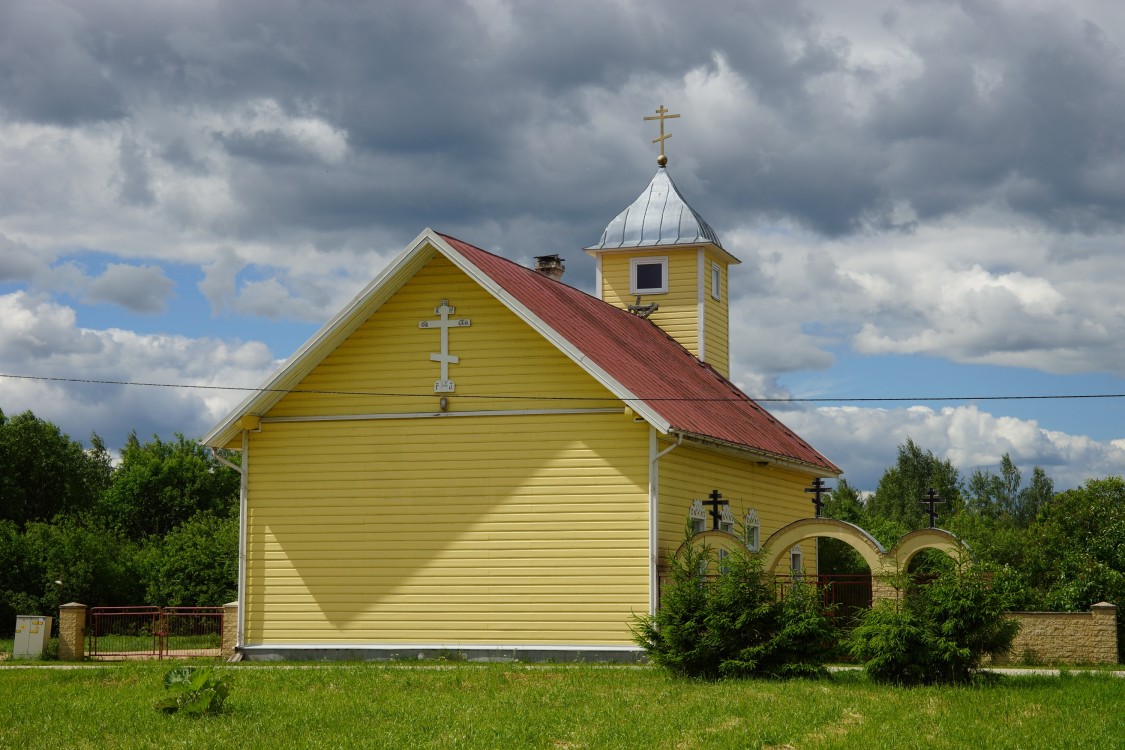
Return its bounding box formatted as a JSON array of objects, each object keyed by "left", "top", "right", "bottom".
[
  {"left": 816, "top": 574, "right": 873, "bottom": 628},
  {"left": 774, "top": 574, "right": 873, "bottom": 629},
  {"left": 88, "top": 606, "right": 224, "bottom": 660}
]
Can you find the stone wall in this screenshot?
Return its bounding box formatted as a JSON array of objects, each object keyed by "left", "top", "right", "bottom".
[{"left": 991, "top": 602, "right": 1118, "bottom": 665}]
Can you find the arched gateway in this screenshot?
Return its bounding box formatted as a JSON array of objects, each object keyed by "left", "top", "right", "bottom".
[{"left": 760, "top": 519, "right": 969, "bottom": 601}]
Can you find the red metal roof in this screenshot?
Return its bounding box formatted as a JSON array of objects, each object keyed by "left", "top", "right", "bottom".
[{"left": 440, "top": 234, "right": 839, "bottom": 474}]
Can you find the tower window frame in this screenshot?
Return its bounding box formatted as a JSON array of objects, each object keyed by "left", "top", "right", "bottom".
[
  {"left": 710, "top": 262, "right": 722, "bottom": 301},
  {"left": 630, "top": 256, "right": 669, "bottom": 295}
]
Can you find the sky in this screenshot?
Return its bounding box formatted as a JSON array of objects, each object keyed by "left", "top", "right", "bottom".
[{"left": 3, "top": 0, "right": 1125, "bottom": 493}]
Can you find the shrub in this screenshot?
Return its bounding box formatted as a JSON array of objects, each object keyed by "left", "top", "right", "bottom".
[
  {"left": 632, "top": 534, "right": 836, "bottom": 679},
  {"left": 138, "top": 512, "right": 237, "bottom": 607},
  {"left": 847, "top": 566, "right": 1019, "bottom": 685}
]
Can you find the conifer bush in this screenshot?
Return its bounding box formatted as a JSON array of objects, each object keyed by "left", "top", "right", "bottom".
[
  {"left": 631, "top": 534, "right": 836, "bottom": 679},
  {"left": 847, "top": 565, "right": 1020, "bottom": 685}
]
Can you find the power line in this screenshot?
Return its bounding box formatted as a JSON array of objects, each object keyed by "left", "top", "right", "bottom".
[{"left": 3, "top": 372, "right": 1124, "bottom": 404}]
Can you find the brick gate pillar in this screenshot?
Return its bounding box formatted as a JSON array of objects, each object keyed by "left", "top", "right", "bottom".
[
  {"left": 222, "top": 601, "right": 238, "bottom": 660},
  {"left": 57, "top": 602, "right": 87, "bottom": 661}
]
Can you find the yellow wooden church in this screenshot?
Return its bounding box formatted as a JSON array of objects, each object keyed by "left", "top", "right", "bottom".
[{"left": 203, "top": 117, "right": 839, "bottom": 660}]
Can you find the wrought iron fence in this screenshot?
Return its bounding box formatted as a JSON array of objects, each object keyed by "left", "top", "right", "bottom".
[{"left": 87, "top": 606, "right": 223, "bottom": 660}]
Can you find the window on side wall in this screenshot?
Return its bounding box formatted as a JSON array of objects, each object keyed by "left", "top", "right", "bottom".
[
  {"left": 744, "top": 509, "right": 761, "bottom": 552},
  {"left": 719, "top": 504, "right": 735, "bottom": 535},
  {"left": 789, "top": 544, "right": 804, "bottom": 576},
  {"left": 631, "top": 256, "right": 668, "bottom": 295},
  {"left": 710, "top": 262, "right": 721, "bottom": 301},
  {"left": 689, "top": 499, "right": 706, "bottom": 534}
]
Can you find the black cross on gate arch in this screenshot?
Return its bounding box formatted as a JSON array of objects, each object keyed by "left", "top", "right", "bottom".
[
  {"left": 702, "top": 489, "right": 728, "bottom": 531},
  {"left": 805, "top": 478, "right": 831, "bottom": 518},
  {"left": 920, "top": 487, "right": 944, "bottom": 529}
]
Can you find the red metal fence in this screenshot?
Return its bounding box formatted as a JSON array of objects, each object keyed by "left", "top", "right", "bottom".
[
  {"left": 88, "top": 606, "right": 224, "bottom": 660},
  {"left": 812, "top": 574, "right": 873, "bottom": 628}
]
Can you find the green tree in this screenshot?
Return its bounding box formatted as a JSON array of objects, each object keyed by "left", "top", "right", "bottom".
[
  {"left": 847, "top": 564, "right": 1020, "bottom": 684},
  {"left": 868, "top": 439, "right": 962, "bottom": 529},
  {"left": 0, "top": 409, "right": 113, "bottom": 527},
  {"left": 0, "top": 520, "right": 38, "bottom": 636},
  {"left": 0, "top": 518, "right": 144, "bottom": 635},
  {"left": 1027, "top": 477, "right": 1125, "bottom": 608},
  {"left": 100, "top": 433, "right": 239, "bottom": 540},
  {"left": 138, "top": 512, "right": 237, "bottom": 607},
  {"left": 632, "top": 533, "right": 836, "bottom": 679},
  {"left": 965, "top": 454, "right": 1053, "bottom": 527},
  {"left": 1018, "top": 466, "right": 1054, "bottom": 527}
]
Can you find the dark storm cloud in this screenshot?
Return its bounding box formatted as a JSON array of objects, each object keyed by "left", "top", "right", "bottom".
[
  {"left": 863, "top": 5, "right": 1125, "bottom": 233},
  {"left": 4, "top": 0, "right": 1125, "bottom": 249},
  {"left": 0, "top": 1, "right": 127, "bottom": 124}
]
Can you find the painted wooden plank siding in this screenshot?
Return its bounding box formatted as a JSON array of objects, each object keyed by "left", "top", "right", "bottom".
[
  {"left": 270, "top": 252, "right": 615, "bottom": 419},
  {"left": 702, "top": 248, "right": 731, "bottom": 378},
  {"left": 599, "top": 250, "right": 700, "bottom": 356},
  {"left": 244, "top": 410, "right": 651, "bottom": 646},
  {"left": 657, "top": 441, "right": 817, "bottom": 572}
]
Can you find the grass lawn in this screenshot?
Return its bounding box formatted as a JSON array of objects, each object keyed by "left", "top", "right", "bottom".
[{"left": 0, "top": 662, "right": 1122, "bottom": 749}]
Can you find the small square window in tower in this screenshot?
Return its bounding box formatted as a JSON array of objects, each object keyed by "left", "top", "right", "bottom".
[{"left": 630, "top": 257, "right": 668, "bottom": 294}]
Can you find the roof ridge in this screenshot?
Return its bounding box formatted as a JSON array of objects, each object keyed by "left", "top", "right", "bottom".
[
  {"left": 437, "top": 232, "right": 836, "bottom": 473},
  {"left": 437, "top": 231, "right": 716, "bottom": 361}
]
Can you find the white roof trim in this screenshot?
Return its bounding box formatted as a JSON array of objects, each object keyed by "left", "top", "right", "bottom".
[
  {"left": 202, "top": 228, "right": 441, "bottom": 447},
  {"left": 202, "top": 228, "right": 672, "bottom": 447}
]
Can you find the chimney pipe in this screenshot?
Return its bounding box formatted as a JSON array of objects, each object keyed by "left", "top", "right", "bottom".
[{"left": 533, "top": 254, "right": 565, "bottom": 281}]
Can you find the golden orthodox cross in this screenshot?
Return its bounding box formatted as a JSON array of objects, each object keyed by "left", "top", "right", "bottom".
[{"left": 644, "top": 105, "right": 681, "bottom": 166}]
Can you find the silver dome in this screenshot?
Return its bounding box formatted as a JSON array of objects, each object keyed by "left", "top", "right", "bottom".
[{"left": 589, "top": 168, "right": 723, "bottom": 250}]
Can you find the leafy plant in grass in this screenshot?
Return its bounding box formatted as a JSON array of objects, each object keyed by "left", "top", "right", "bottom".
[
  {"left": 847, "top": 564, "right": 1020, "bottom": 685},
  {"left": 155, "top": 665, "right": 230, "bottom": 715},
  {"left": 632, "top": 532, "right": 836, "bottom": 679}
]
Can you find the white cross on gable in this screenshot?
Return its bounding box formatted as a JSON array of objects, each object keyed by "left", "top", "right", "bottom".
[{"left": 419, "top": 299, "right": 471, "bottom": 393}]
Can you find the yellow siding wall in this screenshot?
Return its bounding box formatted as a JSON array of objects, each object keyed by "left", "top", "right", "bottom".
[
  {"left": 702, "top": 249, "right": 730, "bottom": 378},
  {"left": 599, "top": 250, "right": 699, "bottom": 356},
  {"left": 271, "top": 252, "right": 614, "bottom": 418},
  {"left": 247, "top": 253, "right": 654, "bottom": 646},
  {"left": 657, "top": 441, "right": 817, "bottom": 573},
  {"left": 246, "top": 413, "right": 649, "bottom": 646}
]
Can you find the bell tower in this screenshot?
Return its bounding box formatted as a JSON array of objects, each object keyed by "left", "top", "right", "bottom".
[{"left": 584, "top": 106, "right": 740, "bottom": 377}]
